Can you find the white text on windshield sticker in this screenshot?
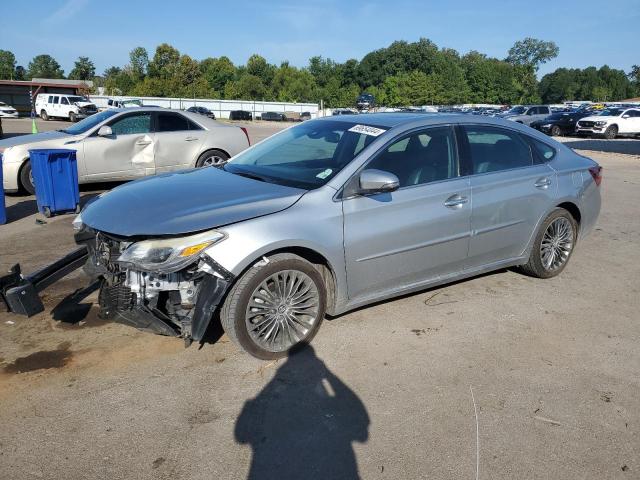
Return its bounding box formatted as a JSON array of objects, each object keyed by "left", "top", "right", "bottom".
[{"left": 348, "top": 124, "right": 386, "bottom": 137}]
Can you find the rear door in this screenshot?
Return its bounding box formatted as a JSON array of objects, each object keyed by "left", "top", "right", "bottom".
[
  {"left": 81, "top": 111, "right": 155, "bottom": 180},
  {"left": 460, "top": 124, "right": 557, "bottom": 268},
  {"left": 343, "top": 125, "right": 472, "bottom": 302},
  {"left": 152, "top": 112, "right": 206, "bottom": 172}
]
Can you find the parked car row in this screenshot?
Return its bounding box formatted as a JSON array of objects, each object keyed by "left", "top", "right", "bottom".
[{"left": 260, "top": 111, "right": 312, "bottom": 121}]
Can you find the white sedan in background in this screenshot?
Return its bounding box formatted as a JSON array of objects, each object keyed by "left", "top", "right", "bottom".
[
  {"left": 0, "top": 101, "right": 19, "bottom": 118},
  {"left": 1, "top": 108, "right": 251, "bottom": 194}
]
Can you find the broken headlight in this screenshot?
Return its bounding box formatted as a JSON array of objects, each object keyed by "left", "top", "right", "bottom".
[{"left": 116, "top": 230, "right": 226, "bottom": 272}]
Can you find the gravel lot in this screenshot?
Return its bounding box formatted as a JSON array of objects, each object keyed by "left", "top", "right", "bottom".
[{"left": 1, "top": 117, "right": 639, "bottom": 479}]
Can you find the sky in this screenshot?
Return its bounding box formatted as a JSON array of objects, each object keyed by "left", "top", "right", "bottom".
[{"left": 1, "top": 0, "right": 638, "bottom": 78}]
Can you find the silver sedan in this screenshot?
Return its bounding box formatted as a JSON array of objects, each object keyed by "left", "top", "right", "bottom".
[
  {"left": 14, "top": 113, "right": 602, "bottom": 360},
  {"left": 0, "top": 108, "right": 250, "bottom": 194}
]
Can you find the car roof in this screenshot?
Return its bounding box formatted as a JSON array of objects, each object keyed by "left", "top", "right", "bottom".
[{"left": 316, "top": 112, "right": 560, "bottom": 133}]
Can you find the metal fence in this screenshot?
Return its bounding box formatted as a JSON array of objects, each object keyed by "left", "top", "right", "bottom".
[{"left": 88, "top": 95, "right": 319, "bottom": 119}]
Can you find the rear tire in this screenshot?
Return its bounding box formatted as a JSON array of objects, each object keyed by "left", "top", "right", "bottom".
[
  {"left": 518, "top": 208, "right": 578, "bottom": 279},
  {"left": 220, "top": 253, "right": 327, "bottom": 360},
  {"left": 604, "top": 125, "right": 617, "bottom": 140},
  {"left": 40, "top": 110, "right": 49, "bottom": 121},
  {"left": 195, "top": 149, "right": 229, "bottom": 167},
  {"left": 19, "top": 160, "right": 35, "bottom": 195}
]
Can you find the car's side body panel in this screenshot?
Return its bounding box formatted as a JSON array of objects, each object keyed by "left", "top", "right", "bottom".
[
  {"left": 342, "top": 177, "right": 472, "bottom": 301},
  {"left": 466, "top": 164, "right": 557, "bottom": 267}
]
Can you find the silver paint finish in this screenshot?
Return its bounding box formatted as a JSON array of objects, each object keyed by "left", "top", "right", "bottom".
[{"left": 82, "top": 114, "right": 601, "bottom": 318}]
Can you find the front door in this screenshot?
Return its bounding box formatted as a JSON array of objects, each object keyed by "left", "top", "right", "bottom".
[
  {"left": 81, "top": 111, "right": 155, "bottom": 180},
  {"left": 343, "top": 126, "right": 472, "bottom": 302},
  {"left": 152, "top": 112, "right": 206, "bottom": 173},
  {"left": 460, "top": 124, "right": 557, "bottom": 268}
]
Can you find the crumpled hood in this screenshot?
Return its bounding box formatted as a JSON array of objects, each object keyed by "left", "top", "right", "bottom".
[
  {"left": 81, "top": 167, "right": 306, "bottom": 237},
  {"left": 0, "top": 130, "right": 71, "bottom": 149},
  {"left": 75, "top": 101, "right": 96, "bottom": 108}
]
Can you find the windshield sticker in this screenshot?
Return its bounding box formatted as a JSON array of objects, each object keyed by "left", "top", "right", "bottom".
[
  {"left": 348, "top": 124, "right": 387, "bottom": 137},
  {"left": 316, "top": 168, "right": 333, "bottom": 179}
]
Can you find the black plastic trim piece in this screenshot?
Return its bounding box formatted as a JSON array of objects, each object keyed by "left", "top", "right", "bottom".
[{"left": 191, "top": 274, "right": 230, "bottom": 342}]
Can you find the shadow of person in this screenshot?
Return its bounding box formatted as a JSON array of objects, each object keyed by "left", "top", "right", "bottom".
[{"left": 235, "top": 345, "right": 369, "bottom": 480}]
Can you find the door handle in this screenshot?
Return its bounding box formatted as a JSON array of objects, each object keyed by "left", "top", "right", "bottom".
[
  {"left": 534, "top": 177, "right": 552, "bottom": 189},
  {"left": 185, "top": 137, "right": 198, "bottom": 142},
  {"left": 135, "top": 140, "right": 152, "bottom": 146},
  {"left": 444, "top": 194, "right": 468, "bottom": 208}
]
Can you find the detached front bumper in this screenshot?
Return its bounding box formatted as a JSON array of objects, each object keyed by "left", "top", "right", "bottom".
[
  {"left": 0, "top": 247, "right": 89, "bottom": 316},
  {"left": 0, "top": 232, "right": 235, "bottom": 344}
]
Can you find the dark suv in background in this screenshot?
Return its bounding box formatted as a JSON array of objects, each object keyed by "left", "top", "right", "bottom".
[{"left": 356, "top": 93, "right": 375, "bottom": 110}]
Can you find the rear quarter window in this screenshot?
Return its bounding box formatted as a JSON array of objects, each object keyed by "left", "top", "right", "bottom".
[{"left": 527, "top": 136, "right": 556, "bottom": 162}]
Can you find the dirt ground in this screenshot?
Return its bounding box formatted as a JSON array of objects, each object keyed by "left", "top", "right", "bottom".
[{"left": 1, "top": 118, "right": 639, "bottom": 479}]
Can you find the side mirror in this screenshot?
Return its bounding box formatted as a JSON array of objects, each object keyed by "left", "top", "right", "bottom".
[
  {"left": 97, "top": 125, "right": 113, "bottom": 137},
  {"left": 358, "top": 169, "right": 400, "bottom": 194}
]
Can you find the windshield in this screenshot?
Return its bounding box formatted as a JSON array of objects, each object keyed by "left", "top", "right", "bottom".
[
  {"left": 598, "top": 108, "right": 623, "bottom": 116},
  {"left": 67, "top": 96, "right": 87, "bottom": 103},
  {"left": 506, "top": 106, "right": 527, "bottom": 115},
  {"left": 225, "top": 120, "right": 386, "bottom": 189},
  {"left": 59, "top": 110, "right": 119, "bottom": 135}
]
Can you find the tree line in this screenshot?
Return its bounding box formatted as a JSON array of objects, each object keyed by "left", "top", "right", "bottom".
[{"left": 0, "top": 38, "right": 637, "bottom": 107}]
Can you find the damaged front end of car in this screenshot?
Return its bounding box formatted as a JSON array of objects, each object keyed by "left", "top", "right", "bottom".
[
  {"left": 76, "top": 224, "right": 234, "bottom": 345},
  {"left": 1, "top": 223, "right": 235, "bottom": 346}
]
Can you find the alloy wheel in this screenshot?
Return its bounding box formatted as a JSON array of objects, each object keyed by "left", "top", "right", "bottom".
[
  {"left": 245, "top": 270, "right": 320, "bottom": 353},
  {"left": 540, "top": 217, "right": 574, "bottom": 271},
  {"left": 201, "top": 155, "right": 226, "bottom": 166}
]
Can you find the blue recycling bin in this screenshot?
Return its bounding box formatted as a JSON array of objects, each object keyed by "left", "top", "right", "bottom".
[
  {"left": 0, "top": 153, "right": 6, "bottom": 225},
  {"left": 29, "top": 149, "right": 80, "bottom": 217}
]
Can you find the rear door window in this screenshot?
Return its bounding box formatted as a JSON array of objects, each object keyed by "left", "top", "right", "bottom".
[
  {"left": 462, "top": 125, "right": 533, "bottom": 174},
  {"left": 156, "top": 112, "right": 202, "bottom": 132},
  {"left": 527, "top": 136, "right": 556, "bottom": 162}
]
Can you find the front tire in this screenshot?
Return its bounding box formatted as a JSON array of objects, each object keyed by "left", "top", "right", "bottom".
[
  {"left": 604, "top": 125, "right": 617, "bottom": 140},
  {"left": 518, "top": 208, "right": 577, "bottom": 279},
  {"left": 220, "top": 253, "right": 327, "bottom": 360},
  {"left": 19, "top": 160, "right": 35, "bottom": 195},
  {"left": 195, "top": 149, "right": 229, "bottom": 167},
  {"left": 69, "top": 112, "right": 77, "bottom": 122},
  {"left": 551, "top": 125, "right": 561, "bottom": 137}
]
